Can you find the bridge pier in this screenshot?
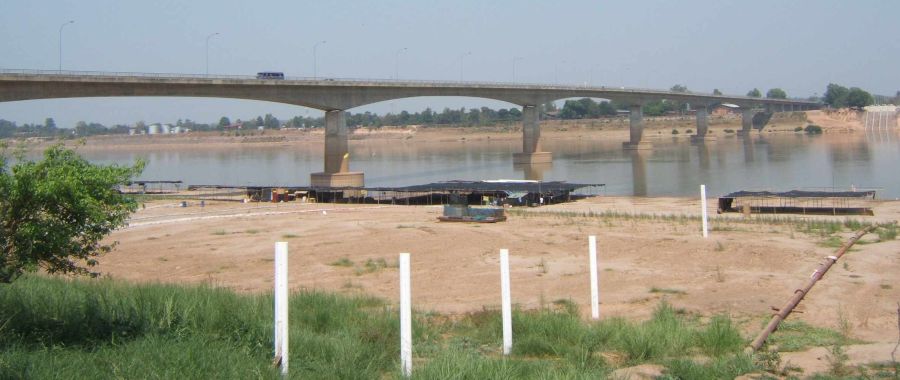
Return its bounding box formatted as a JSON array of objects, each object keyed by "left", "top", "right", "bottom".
[
  {"left": 310, "top": 110, "right": 364, "bottom": 187},
  {"left": 690, "top": 104, "right": 715, "bottom": 142},
  {"left": 512, "top": 105, "right": 552, "bottom": 164},
  {"left": 623, "top": 104, "right": 652, "bottom": 149},
  {"left": 738, "top": 108, "right": 754, "bottom": 136}
]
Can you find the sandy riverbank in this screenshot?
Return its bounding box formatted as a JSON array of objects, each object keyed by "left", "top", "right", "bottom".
[{"left": 96, "top": 194, "right": 900, "bottom": 375}]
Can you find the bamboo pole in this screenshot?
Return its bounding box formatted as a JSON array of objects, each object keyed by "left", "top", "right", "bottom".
[{"left": 746, "top": 225, "right": 877, "bottom": 353}]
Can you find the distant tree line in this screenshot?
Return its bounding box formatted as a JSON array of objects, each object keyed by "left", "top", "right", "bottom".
[
  {"left": 3, "top": 83, "right": 893, "bottom": 139},
  {"left": 0, "top": 106, "right": 530, "bottom": 139}
]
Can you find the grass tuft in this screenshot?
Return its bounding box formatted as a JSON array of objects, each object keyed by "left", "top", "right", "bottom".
[
  {"left": 329, "top": 257, "right": 354, "bottom": 267},
  {"left": 650, "top": 287, "right": 688, "bottom": 295}
]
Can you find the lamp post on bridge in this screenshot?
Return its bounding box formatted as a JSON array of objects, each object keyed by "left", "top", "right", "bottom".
[
  {"left": 58, "top": 20, "right": 74, "bottom": 72},
  {"left": 512, "top": 56, "right": 523, "bottom": 83},
  {"left": 205, "top": 32, "right": 219, "bottom": 76},
  {"left": 394, "top": 47, "right": 407, "bottom": 80},
  {"left": 554, "top": 60, "right": 567, "bottom": 85},
  {"left": 459, "top": 51, "right": 471, "bottom": 82},
  {"left": 587, "top": 64, "right": 602, "bottom": 87},
  {"left": 313, "top": 40, "right": 327, "bottom": 79}
]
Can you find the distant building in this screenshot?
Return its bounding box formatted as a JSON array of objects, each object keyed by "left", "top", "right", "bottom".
[{"left": 711, "top": 103, "right": 740, "bottom": 116}]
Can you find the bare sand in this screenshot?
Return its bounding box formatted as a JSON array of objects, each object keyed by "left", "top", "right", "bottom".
[{"left": 97, "top": 195, "right": 900, "bottom": 374}]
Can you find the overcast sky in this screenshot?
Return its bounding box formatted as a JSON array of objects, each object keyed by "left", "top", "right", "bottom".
[{"left": 1, "top": 0, "right": 897, "bottom": 127}]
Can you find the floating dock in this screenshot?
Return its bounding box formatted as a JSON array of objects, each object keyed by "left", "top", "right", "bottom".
[{"left": 717, "top": 189, "right": 877, "bottom": 216}]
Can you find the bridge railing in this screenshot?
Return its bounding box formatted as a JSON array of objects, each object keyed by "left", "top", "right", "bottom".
[{"left": 0, "top": 68, "right": 819, "bottom": 105}]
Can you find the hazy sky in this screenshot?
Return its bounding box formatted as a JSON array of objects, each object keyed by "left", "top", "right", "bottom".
[{"left": 1, "top": 0, "right": 898, "bottom": 127}]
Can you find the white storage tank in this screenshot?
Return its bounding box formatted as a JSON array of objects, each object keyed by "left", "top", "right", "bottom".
[
  {"left": 161, "top": 124, "right": 171, "bottom": 134},
  {"left": 147, "top": 124, "right": 161, "bottom": 135}
]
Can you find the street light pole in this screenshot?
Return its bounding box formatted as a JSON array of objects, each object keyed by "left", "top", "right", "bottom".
[
  {"left": 554, "top": 60, "right": 566, "bottom": 85},
  {"left": 313, "top": 40, "right": 326, "bottom": 79},
  {"left": 58, "top": 20, "right": 74, "bottom": 72},
  {"left": 205, "top": 32, "right": 219, "bottom": 76},
  {"left": 394, "top": 47, "right": 407, "bottom": 80},
  {"left": 588, "top": 64, "right": 602, "bottom": 87},
  {"left": 459, "top": 51, "right": 471, "bottom": 82},
  {"left": 512, "top": 56, "right": 523, "bottom": 83}
]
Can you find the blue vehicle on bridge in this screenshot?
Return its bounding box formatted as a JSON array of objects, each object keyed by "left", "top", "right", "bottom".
[{"left": 256, "top": 72, "right": 284, "bottom": 80}]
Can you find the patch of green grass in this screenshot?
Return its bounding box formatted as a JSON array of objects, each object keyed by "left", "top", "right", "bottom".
[
  {"left": 662, "top": 354, "right": 756, "bottom": 380},
  {"left": 244, "top": 229, "right": 260, "bottom": 234},
  {"left": 876, "top": 224, "right": 897, "bottom": 241},
  {"left": 0, "top": 275, "right": 397, "bottom": 379},
  {"left": 819, "top": 236, "right": 844, "bottom": 249},
  {"left": 355, "top": 258, "right": 389, "bottom": 275},
  {"left": 0, "top": 277, "right": 758, "bottom": 379},
  {"left": 329, "top": 257, "right": 354, "bottom": 267},
  {"left": 880, "top": 284, "right": 892, "bottom": 290},
  {"left": 211, "top": 230, "right": 227, "bottom": 236},
  {"left": 650, "top": 287, "right": 688, "bottom": 295},
  {"left": 280, "top": 233, "right": 299, "bottom": 239},
  {"left": 766, "top": 320, "right": 860, "bottom": 352},
  {"left": 695, "top": 315, "right": 744, "bottom": 357}
]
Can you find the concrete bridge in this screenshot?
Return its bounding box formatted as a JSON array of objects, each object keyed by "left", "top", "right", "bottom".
[{"left": 0, "top": 70, "right": 820, "bottom": 187}]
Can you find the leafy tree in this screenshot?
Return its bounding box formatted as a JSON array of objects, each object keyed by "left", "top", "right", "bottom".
[
  {"left": 846, "top": 87, "right": 874, "bottom": 108},
  {"left": 0, "top": 120, "right": 16, "bottom": 138},
  {"left": 44, "top": 118, "right": 56, "bottom": 130},
  {"left": 263, "top": 114, "right": 280, "bottom": 129},
  {"left": 643, "top": 99, "right": 677, "bottom": 116},
  {"left": 746, "top": 88, "right": 762, "bottom": 98},
  {"left": 0, "top": 145, "right": 143, "bottom": 283},
  {"left": 670, "top": 84, "right": 688, "bottom": 93},
  {"left": 713, "top": 89, "right": 723, "bottom": 95},
  {"left": 218, "top": 116, "right": 231, "bottom": 128},
  {"left": 823, "top": 83, "right": 849, "bottom": 108},
  {"left": 766, "top": 88, "right": 787, "bottom": 99},
  {"left": 558, "top": 98, "right": 618, "bottom": 119}
]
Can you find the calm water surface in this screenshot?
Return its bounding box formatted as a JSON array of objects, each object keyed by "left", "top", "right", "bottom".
[{"left": 79, "top": 131, "right": 900, "bottom": 198}]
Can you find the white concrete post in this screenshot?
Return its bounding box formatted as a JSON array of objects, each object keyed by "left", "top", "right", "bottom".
[
  {"left": 700, "top": 185, "right": 709, "bottom": 238},
  {"left": 399, "top": 253, "right": 412, "bottom": 377},
  {"left": 500, "top": 249, "right": 513, "bottom": 355},
  {"left": 588, "top": 235, "right": 600, "bottom": 320},
  {"left": 273, "top": 242, "right": 289, "bottom": 376}
]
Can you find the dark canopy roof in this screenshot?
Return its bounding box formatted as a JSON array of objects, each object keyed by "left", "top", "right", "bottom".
[
  {"left": 368, "top": 180, "right": 603, "bottom": 193},
  {"left": 722, "top": 190, "right": 875, "bottom": 199}
]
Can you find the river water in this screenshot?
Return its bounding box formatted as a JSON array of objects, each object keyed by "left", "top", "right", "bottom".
[{"left": 78, "top": 131, "right": 900, "bottom": 198}]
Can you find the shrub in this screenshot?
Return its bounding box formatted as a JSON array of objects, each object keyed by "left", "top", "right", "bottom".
[
  {"left": 804, "top": 124, "right": 823, "bottom": 134},
  {"left": 671, "top": 129, "right": 679, "bottom": 135},
  {"left": 794, "top": 126, "right": 803, "bottom": 132}
]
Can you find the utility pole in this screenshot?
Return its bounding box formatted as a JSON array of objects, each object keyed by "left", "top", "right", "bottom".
[
  {"left": 395, "top": 47, "right": 408, "bottom": 80},
  {"left": 313, "top": 40, "right": 326, "bottom": 79}
]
